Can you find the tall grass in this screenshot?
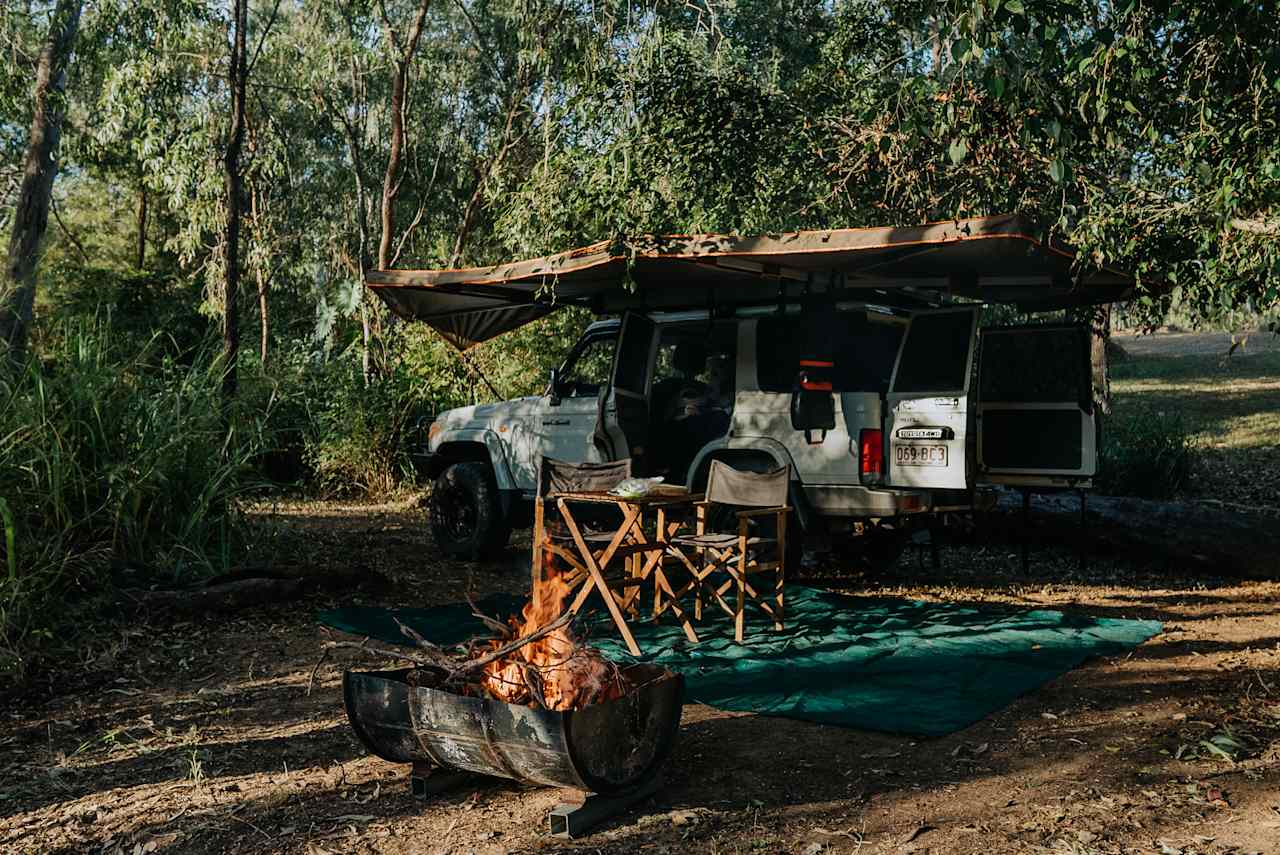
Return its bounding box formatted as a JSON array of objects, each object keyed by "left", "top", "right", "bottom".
[
  {"left": 0, "top": 319, "right": 264, "bottom": 676},
  {"left": 1097, "top": 408, "right": 1196, "bottom": 499}
]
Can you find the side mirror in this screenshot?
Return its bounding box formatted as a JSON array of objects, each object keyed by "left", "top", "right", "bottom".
[{"left": 548, "top": 367, "right": 562, "bottom": 406}]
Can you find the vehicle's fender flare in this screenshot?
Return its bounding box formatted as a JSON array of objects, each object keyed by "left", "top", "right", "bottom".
[
  {"left": 433, "top": 429, "right": 518, "bottom": 493},
  {"left": 685, "top": 437, "right": 814, "bottom": 532}
]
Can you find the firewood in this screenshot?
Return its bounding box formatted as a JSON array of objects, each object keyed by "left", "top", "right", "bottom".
[
  {"left": 466, "top": 590, "right": 514, "bottom": 639},
  {"left": 451, "top": 610, "right": 576, "bottom": 675},
  {"left": 324, "top": 610, "right": 576, "bottom": 683}
]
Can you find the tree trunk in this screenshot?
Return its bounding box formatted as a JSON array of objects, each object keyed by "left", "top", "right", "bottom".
[
  {"left": 341, "top": 84, "right": 373, "bottom": 383},
  {"left": 377, "top": 55, "right": 408, "bottom": 272},
  {"left": 1090, "top": 303, "right": 1111, "bottom": 416},
  {"left": 376, "top": 0, "right": 431, "bottom": 272},
  {"left": 0, "top": 0, "right": 83, "bottom": 368},
  {"left": 135, "top": 182, "right": 147, "bottom": 270},
  {"left": 249, "top": 185, "right": 269, "bottom": 365},
  {"left": 221, "top": 0, "right": 248, "bottom": 405}
]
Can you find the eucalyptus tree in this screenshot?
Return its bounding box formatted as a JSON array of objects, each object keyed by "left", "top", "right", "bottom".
[{"left": 0, "top": 0, "right": 82, "bottom": 368}]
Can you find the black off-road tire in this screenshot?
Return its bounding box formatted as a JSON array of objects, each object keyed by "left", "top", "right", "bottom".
[{"left": 429, "top": 462, "right": 511, "bottom": 559}]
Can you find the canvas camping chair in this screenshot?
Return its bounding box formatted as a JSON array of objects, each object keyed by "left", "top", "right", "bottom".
[
  {"left": 533, "top": 457, "right": 659, "bottom": 655},
  {"left": 534, "top": 457, "right": 632, "bottom": 583},
  {"left": 659, "top": 460, "right": 791, "bottom": 643}
]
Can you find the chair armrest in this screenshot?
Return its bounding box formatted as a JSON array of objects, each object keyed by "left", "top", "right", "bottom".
[{"left": 735, "top": 506, "right": 791, "bottom": 519}]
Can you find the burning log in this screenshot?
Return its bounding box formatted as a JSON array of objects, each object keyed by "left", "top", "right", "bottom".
[{"left": 478, "top": 560, "right": 631, "bottom": 711}]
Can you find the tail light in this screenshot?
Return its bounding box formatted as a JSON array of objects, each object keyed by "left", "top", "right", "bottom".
[{"left": 858, "top": 428, "right": 883, "bottom": 485}]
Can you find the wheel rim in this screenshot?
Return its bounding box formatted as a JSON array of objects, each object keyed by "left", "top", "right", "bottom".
[{"left": 433, "top": 479, "right": 478, "bottom": 542}]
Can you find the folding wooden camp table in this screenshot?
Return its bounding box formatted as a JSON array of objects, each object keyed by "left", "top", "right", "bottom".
[{"left": 535, "top": 487, "right": 703, "bottom": 656}]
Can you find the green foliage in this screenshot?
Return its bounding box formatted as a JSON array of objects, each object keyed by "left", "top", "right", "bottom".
[
  {"left": 40, "top": 262, "right": 211, "bottom": 359},
  {"left": 1097, "top": 408, "right": 1196, "bottom": 500},
  {"left": 0, "top": 318, "right": 263, "bottom": 676},
  {"left": 299, "top": 360, "right": 428, "bottom": 498}
]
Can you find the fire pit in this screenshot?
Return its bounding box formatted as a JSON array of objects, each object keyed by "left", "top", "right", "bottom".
[{"left": 343, "top": 662, "right": 683, "bottom": 838}]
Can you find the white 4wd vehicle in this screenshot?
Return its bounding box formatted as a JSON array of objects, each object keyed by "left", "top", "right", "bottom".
[{"left": 422, "top": 304, "right": 1098, "bottom": 559}]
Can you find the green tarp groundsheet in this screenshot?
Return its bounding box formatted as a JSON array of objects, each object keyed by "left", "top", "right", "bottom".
[{"left": 319, "top": 587, "right": 1159, "bottom": 736}]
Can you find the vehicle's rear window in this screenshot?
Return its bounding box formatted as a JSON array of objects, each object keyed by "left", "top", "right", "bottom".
[
  {"left": 756, "top": 312, "right": 905, "bottom": 393},
  {"left": 891, "top": 311, "right": 975, "bottom": 394}
]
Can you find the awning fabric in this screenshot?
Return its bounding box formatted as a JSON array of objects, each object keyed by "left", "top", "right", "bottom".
[{"left": 367, "top": 214, "right": 1135, "bottom": 350}]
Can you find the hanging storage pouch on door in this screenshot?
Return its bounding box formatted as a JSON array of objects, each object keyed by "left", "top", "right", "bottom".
[{"left": 790, "top": 302, "right": 838, "bottom": 445}]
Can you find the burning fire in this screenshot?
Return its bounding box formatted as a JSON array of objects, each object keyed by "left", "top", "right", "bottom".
[{"left": 480, "top": 554, "right": 629, "bottom": 711}]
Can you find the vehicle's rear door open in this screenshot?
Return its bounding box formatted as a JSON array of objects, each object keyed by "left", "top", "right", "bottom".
[
  {"left": 976, "top": 324, "right": 1097, "bottom": 487},
  {"left": 599, "top": 311, "right": 657, "bottom": 465},
  {"left": 885, "top": 307, "right": 979, "bottom": 490}
]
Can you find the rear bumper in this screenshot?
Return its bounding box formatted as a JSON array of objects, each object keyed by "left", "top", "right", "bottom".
[{"left": 802, "top": 483, "right": 934, "bottom": 518}]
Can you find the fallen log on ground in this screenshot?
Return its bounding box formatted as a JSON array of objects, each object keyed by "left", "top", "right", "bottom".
[
  {"left": 123, "top": 576, "right": 306, "bottom": 614},
  {"left": 205, "top": 563, "right": 389, "bottom": 591},
  {"left": 980, "top": 490, "right": 1280, "bottom": 578}
]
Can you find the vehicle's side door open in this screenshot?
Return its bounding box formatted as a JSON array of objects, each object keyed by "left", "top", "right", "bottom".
[
  {"left": 535, "top": 327, "right": 618, "bottom": 468},
  {"left": 885, "top": 307, "right": 979, "bottom": 490},
  {"left": 976, "top": 324, "right": 1097, "bottom": 487},
  {"left": 599, "top": 312, "right": 658, "bottom": 467}
]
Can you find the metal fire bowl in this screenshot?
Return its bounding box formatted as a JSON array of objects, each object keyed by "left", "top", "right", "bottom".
[{"left": 343, "top": 663, "right": 683, "bottom": 795}]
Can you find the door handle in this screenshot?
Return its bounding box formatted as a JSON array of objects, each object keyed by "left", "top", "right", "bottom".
[{"left": 543, "top": 418, "right": 570, "bottom": 426}]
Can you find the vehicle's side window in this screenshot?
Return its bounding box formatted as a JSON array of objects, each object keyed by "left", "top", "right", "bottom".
[
  {"left": 651, "top": 323, "right": 737, "bottom": 420},
  {"left": 558, "top": 335, "right": 616, "bottom": 398},
  {"left": 755, "top": 312, "right": 903, "bottom": 393}
]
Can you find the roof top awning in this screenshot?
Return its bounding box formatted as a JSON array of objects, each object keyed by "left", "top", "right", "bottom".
[{"left": 367, "top": 214, "right": 1135, "bottom": 350}]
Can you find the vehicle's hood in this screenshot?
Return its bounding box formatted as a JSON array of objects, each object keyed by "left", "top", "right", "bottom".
[{"left": 430, "top": 397, "right": 542, "bottom": 447}]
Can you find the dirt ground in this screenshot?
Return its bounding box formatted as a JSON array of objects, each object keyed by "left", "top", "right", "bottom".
[
  {"left": 3, "top": 331, "right": 1279, "bottom": 854},
  {"left": 3, "top": 496, "right": 1278, "bottom": 855}
]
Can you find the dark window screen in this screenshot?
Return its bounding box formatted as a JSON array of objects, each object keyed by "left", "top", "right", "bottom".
[
  {"left": 891, "top": 311, "right": 975, "bottom": 394},
  {"left": 981, "top": 409, "right": 1083, "bottom": 469},
  {"left": 756, "top": 318, "right": 804, "bottom": 392},
  {"left": 979, "top": 327, "right": 1089, "bottom": 404},
  {"left": 756, "top": 313, "right": 904, "bottom": 393},
  {"left": 837, "top": 320, "right": 904, "bottom": 392}
]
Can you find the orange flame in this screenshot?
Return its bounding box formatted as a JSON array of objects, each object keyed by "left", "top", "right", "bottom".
[{"left": 480, "top": 552, "right": 628, "bottom": 711}]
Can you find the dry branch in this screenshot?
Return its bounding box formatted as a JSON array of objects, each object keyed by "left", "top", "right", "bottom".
[
  {"left": 323, "top": 609, "right": 577, "bottom": 682},
  {"left": 466, "top": 590, "right": 513, "bottom": 639},
  {"left": 453, "top": 610, "right": 575, "bottom": 675}
]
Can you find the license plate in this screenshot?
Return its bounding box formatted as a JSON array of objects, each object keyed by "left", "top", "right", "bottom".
[{"left": 895, "top": 444, "right": 947, "bottom": 467}]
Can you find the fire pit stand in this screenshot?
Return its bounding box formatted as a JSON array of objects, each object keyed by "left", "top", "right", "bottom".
[
  {"left": 545, "top": 773, "right": 666, "bottom": 838},
  {"left": 343, "top": 663, "right": 684, "bottom": 839}
]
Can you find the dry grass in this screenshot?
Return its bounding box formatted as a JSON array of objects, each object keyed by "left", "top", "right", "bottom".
[{"left": 1113, "top": 330, "right": 1280, "bottom": 510}]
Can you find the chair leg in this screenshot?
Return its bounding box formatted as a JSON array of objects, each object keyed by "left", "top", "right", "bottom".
[
  {"left": 653, "top": 508, "right": 665, "bottom": 620},
  {"left": 735, "top": 525, "right": 748, "bottom": 643},
  {"left": 627, "top": 554, "right": 640, "bottom": 618},
  {"left": 532, "top": 499, "right": 546, "bottom": 584},
  {"left": 775, "top": 510, "right": 786, "bottom": 631},
  {"left": 694, "top": 503, "right": 706, "bottom": 622},
  {"left": 735, "top": 564, "right": 746, "bottom": 643},
  {"left": 653, "top": 561, "right": 663, "bottom": 620},
  {"left": 775, "top": 566, "right": 785, "bottom": 631}
]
